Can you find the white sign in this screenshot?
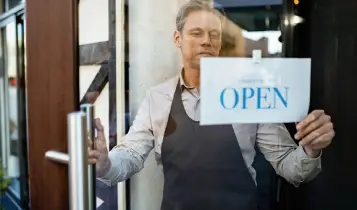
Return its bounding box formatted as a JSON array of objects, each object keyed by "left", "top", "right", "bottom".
[{"left": 200, "top": 57, "right": 311, "bottom": 125}]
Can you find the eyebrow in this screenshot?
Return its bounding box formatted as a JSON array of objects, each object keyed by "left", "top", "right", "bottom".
[
  {"left": 187, "top": 27, "right": 203, "bottom": 32},
  {"left": 187, "top": 27, "right": 221, "bottom": 33}
]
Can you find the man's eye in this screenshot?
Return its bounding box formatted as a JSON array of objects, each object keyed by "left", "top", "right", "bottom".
[
  {"left": 192, "top": 32, "right": 201, "bottom": 36},
  {"left": 210, "top": 33, "right": 220, "bottom": 39}
]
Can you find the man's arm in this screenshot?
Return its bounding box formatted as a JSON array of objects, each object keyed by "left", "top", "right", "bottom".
[
  {"left": 256, "top": 123, "right": 322, "bottom": 187},
  {"left": 97, "top": 91, "right": 154, "bottom": 186}
]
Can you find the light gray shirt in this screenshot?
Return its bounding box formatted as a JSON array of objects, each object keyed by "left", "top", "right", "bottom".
[{"left": 99, "top": 74, "right": 322, "bottom": 187}]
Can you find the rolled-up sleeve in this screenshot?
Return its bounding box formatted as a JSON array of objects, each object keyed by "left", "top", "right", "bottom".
[
  {"left": 256, "top": 123, "right": 322, "bottom": 187},
  {"left": 97, "top": 91, "right": 155, "bottom": 186}
]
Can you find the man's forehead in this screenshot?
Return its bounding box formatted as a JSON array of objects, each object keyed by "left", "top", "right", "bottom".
[{"left": 184, "top": 11, "right": 221, "bottom": 30}]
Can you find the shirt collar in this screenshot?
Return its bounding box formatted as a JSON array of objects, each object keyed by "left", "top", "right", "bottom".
[{"left": 179, "top": 69, "right": 195, "bottom": 90}]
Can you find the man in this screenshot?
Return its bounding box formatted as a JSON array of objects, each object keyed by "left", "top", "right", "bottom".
[{"left": 88, "top": 1, "right": 335, "bottom": 210}]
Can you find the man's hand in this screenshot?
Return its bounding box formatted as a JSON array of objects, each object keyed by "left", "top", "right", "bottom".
[
  {"left": 88, "top": 118, "right": 111, "bottom": 177},
  {"left": 295, "top": 110, "right": 335, "bottom": 158}
]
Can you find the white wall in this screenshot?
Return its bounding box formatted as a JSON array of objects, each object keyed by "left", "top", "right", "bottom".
[
  {"left": 128, "top": 1, "right": 188, "bottom": 210},
  {"left": 79, "top": 0, "right": 109, "bottom": 45},
  {"left": 78, "top": 0, "right": 109, "bottom": 139}
]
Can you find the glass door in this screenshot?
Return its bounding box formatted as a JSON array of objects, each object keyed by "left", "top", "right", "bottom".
[
  {"left": 24, "top": 0, "right": 297, "bottom": 209},
  {"left": 78, "top": 0, "right": 125, "bottom": 209},
  {"left": 123, "top": 0, "right": 285, "bottom": 210},
  {"left": 0, "top": 12, "right": 28, "bottom": 209}
]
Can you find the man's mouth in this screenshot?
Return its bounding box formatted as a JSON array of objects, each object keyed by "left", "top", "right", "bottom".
[{"left": 198, "top": 52, "right": 213, "bottom": 56}]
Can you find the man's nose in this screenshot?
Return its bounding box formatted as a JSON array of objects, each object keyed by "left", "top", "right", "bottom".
[{"left": 201, "top": 33, "right": 212, "bottom": 46}]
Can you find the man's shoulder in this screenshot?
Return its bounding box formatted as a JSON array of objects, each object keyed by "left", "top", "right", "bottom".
[{"left": 147, "top": 75, "right": 179, "bottom": 97}]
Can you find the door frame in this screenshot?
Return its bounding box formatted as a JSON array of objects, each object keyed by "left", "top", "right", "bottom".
[
  {"left": 26, "top": 0, "right": 78, "bottom": 209},
  {"left": 115, "top": 1, "right": 127, "bottom": 210}
]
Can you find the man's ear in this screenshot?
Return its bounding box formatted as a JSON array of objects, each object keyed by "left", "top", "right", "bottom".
[{"left": 174, "top": 30, "right": 181, "bottom": 48}]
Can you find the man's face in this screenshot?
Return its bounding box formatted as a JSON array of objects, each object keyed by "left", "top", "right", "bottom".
[{"left": 174, "top": 10, "right": 222, "bottom": 69}]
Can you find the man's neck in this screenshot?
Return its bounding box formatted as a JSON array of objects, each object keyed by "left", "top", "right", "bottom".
[{"left": 183, "top": 67, "right": 200, "bottom": 91}]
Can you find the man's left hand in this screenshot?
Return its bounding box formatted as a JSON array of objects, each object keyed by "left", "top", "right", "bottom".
[{"left": 294, "top": 110, "right": 335, "bottom": 157}]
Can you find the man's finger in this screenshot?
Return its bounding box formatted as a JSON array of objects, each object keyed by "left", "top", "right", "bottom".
[
  {"left": 309, "top": 131, "right": 335, "bottom": 150},
  {"left": 295, "top": 114, "right": 330, "bottom": 140},
  {"left": 88, "top": 150, "right": 100, "bottom": 159},
  {"left": 296, "top": 110, "right": 325, "bottom": 131},
  {"left": 312, "top": 130, "right": 335, "bottom": 144},
  {"left": 95, "top": 118, "right": 104, "bottom": 130},
  {"left": 299, "top": 123, "right": 332, "bottom": 146},
  {"left": 88, "top": 158, "right": 97, "bottom": 164},
  {"left": 94, "top": 118, "right": 105, "bottom": 140},
  {"left": 88, "top": 140, "right": 93, "bottom": 147}
]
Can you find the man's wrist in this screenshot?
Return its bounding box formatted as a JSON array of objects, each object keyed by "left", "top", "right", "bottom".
[
  {"left": 303, "top": 146, "right": 321, "bottom": 158},
  {"left": 97, "top": 156, "right": 111, "bottom": 178}
]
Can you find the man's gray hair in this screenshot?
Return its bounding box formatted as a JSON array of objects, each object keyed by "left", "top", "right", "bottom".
[{"left": 176, "top": 0, "right": 225, "bottom": 32}]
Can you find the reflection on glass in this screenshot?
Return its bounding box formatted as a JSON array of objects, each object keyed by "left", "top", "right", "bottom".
[
  {"left": 217, "top": 3, "right": 283, "bottom": 210},
  {"left": 0, "top": 20, "right": 22, "bottom": 199},
  {"left": 219, "top": 3, "right": 282, "bottom": 58},
  {"left": 4, "top": 21, "right": 21, "bottom": 198},
  {"left": 242, "top": 30, "right": 282, "bottom": 56},
  {"left": 80, "top": 0, "right": 285, "bottom": 209},
  {"left": 125, "top": 1, "right": 284, "bottom": 210},
  {"left": 8, "top": 0, "right": 23, "bottom": 10},
  {"left": 0, "top": 1, "right": 4, "bottom": 15}
]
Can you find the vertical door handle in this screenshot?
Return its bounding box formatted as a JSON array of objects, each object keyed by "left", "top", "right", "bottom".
[
  {"left": 67, "top": 112, "right": 89, "bottom": 210},
  {"left": 80, "top": 104, "right": 96, "bottom": 210},
  {"left": 45, "top": 111, "right": 89, "bottom": 210}
]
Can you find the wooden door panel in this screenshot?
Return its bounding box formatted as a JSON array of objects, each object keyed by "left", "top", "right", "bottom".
[{"left": 26, "top": 0, "right": 78, "bottom": 209}]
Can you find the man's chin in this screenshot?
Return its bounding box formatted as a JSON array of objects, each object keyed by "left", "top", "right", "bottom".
[{"left": 189, "top": 61, "right": 201, "bottom": 70}]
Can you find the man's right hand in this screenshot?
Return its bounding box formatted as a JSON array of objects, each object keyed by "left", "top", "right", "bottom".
[{"left": 88, "top": 118, "right": 111, "bottom": 178}]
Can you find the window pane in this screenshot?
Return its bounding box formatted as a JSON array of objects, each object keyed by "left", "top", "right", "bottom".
[
  {"left": 2, "top": 20, "right": 21, "bottom": 198},
  {"left": 126, "top": 1, "right": 283, "bottom": 209},
  {"left": 0, "top": 1, "right": 4, "bottom": 14},
  {"left": 78, "top": 0, "right": 119, "bottom": 209},
  {"left": 221, "top": 2, "right": 282, "bottom": 57},
  {"left": 8, "top": 0, "right": 23, "bottom": 10}
]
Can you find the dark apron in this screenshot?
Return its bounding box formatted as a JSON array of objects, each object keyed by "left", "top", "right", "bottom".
[{"left": 161, "top": 82, "right": 257, "bottom": 210}]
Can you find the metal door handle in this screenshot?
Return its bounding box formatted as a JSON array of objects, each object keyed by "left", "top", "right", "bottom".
[
  {"left": 45, "top": 111, "right": 89, "bottom": 210},
  {"left": 45, "top": 151, "right": 69, "bottom": 164},
  {"left": 68, "top": 112, "right": 89, "bottom": 210},
  {"left": 80, "top": 104, "right": 96, "bottom": 210}
]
